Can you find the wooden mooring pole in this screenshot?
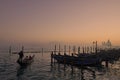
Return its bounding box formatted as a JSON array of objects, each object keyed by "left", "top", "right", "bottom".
[
  {"left": 58, "top": 44, "right": 60, "bottom": 55},
  {"left": 69, "top": 45, "right": 71, "bottom": 55},
  {"left": 51, "top": 51, "right": 53, "bottom": 65},
  {"left": 78, "top": 46, "right": 80, "bottom": 54},
  {"left": 71, "top": 53, "right": 74, "bottom": 75}
]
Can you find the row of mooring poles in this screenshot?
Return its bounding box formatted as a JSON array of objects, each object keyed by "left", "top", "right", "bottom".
[
  {"left": 82, "top": 46, "right": 97, "bottom": 54},
  {"left": 51, "top": 42, "right": 109, "bottom": 68},
  {"left": 9, "top": 45, "right": 24, "bottom": 54},
  {"left": 52, "top": 45, "right": 98, "bottom": 54},
  {"left": 51, "top": 43, "right": 98, "bottom": 64}
]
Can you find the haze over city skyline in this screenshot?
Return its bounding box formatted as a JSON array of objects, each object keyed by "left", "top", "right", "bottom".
[{"left": 0, "top": 0, "right": 120, "bottom": 46}]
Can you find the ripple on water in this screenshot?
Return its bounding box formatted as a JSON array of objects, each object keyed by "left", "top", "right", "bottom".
[{"left": 1, "top": 52, "right": 120, "bottom": 80}]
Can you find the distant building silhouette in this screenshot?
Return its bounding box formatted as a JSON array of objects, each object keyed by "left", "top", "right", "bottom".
[{"left": 102, "top": 39, "right": 112, "bottom": 49}]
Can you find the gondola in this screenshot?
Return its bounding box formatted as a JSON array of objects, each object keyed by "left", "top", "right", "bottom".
[
  {"left": 52, "top": 54, "right": 101, "bottom": 66},
  {"left": 17, "top": 55, "right": 35, "bottom": 66}
]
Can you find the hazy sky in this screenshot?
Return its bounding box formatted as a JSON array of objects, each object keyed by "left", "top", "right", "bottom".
[{"left": 0, "top": 0, "right": 120, "bottom": 45}]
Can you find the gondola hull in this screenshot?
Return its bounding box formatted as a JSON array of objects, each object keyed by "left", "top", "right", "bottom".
[
  {"left": 17, "top": 55, "right": 35, "bottom": 66},
  {"left": 52, "top": 54, "right": 101, "bottom": 66}
]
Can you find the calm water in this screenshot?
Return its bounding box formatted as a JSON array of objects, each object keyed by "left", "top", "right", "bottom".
[{"left": 0, "top": 52, "right": 120, "bottom": 80}]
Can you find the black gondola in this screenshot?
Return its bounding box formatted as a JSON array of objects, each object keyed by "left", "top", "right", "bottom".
[
  {"left": 17, "top": 55, "right": 35, "bottom": 66},
  {"left": 52, "top": 54, "right": 102, "bottom": 66}
]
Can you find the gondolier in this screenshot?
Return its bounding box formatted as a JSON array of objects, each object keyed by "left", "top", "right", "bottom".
[{"left": 18, "top": 50, "right": 24, "bottom": 62}]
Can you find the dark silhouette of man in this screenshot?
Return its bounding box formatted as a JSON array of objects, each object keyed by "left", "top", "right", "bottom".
[{"left": 18, "top": 50, "right": 24, "bottom": 62}]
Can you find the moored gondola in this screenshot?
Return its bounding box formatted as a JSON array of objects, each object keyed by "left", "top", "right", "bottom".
[{"left": 52, "top": 54, "right": 102, "bottom": 66}]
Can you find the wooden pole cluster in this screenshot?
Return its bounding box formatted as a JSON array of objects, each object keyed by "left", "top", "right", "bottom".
[
  {"left": 51, "top": 43, "right": 98, "bottom": 55},
  {"left": 51, "top": 42, "right": 99, "bottom": 65}
]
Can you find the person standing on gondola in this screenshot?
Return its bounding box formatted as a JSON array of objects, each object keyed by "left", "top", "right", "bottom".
[{"left": 18, "top": 50, "right": 24, "bottom": 62}]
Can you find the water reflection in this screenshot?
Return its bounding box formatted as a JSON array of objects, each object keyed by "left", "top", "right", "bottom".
[
  {"left": 16, "top": 66, "right": 27, "bottom": 77},
  {"left": 1, "top": 52, "right": 120, "bottom": 80},
  {"left": 16, "top": 65, "right": 32, "bottom": 80},
  {"left": 50, "top": 62, "right": 105, "bottom": 80}
]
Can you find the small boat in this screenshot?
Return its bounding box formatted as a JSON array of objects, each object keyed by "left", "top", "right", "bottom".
[{"left": 17, "top": 55, "right": 35, "bottom": 66}]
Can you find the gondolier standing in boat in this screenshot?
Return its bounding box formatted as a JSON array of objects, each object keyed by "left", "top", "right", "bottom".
[{"left": 18, "top": 50, "right": 24, "bottom": 62}]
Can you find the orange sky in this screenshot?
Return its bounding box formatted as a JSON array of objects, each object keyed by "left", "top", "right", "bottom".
[{"left": 0, "top": 0, "right": 120, "bottom": 46}]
